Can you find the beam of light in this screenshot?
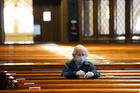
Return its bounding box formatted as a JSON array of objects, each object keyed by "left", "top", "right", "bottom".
[{"left": 40, "top": 43, "right": 112, "bottom": 64}]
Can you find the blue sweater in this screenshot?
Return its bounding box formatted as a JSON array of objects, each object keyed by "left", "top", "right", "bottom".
[{"left": 61, "top": 59, "right": 101, "bottom": 79}]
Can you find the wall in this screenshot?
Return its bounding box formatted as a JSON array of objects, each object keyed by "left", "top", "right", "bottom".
[{"left": 0, "top": 0, "right": 4, "bottom": 44}]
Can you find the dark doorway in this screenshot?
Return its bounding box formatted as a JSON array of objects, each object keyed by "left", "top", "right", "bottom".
[{"left": 33, "top": 0, "right": 61, "bottom": 43}]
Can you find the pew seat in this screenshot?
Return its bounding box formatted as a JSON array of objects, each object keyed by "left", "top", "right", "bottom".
[{"left": 0, "top": 89, "right": 140, "bottom": 93}]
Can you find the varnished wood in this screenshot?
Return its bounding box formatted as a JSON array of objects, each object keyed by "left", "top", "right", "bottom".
[
  {"left": 1, "top": 44, "right": 140, "bottom": 92},
  {"left": 0, "top": 0, "right": 4, "bottom": 44},
  {"left": 0, "top": 44, "right": 140, "bottom": 64},
  {"left": 0, "top": 89, "right": 139, "bottom": 93},
  {"left": 15, "top": 83, "right": 140, "bottom": 89}
]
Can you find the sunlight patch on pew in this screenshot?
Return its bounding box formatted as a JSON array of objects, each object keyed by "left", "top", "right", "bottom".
[
  {"left": 105, "top": 75, "right": 115, "bottom": 78},
  {"left": 1, "top": 62, "right": 62, "bottom": 65},
  {"left": 40, "top": 43, "right": 112, "bottom": 64},
  {"left": 41, "top": 43, "right": 73, "bottom": 59}
]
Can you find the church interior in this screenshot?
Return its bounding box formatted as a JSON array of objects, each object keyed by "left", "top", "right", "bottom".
[{"left": 0, "top": 0, "right": 140, "bottom": 93}]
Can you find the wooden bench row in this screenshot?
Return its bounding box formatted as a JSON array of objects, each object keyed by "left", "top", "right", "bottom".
[
  {"left": 2, "top": 69, "right": 140, "bottom": 90},
  {"left": 0, "top": 89, "right": 140, "bottom": 93},
  {"left": 4, "top": 69, "right": 140, "bottom": 73},
  {"left": 1, "top": 63, "right": 140, "bottom": 71},
  {"left": 4, "top": 70, "right": 140, "bottom": 80},
  {"left": 13, "top": 83, "right": 140, "bottom": 90},
  {"left": 1, "top": 67, "right": 140, "bottom": 91}
]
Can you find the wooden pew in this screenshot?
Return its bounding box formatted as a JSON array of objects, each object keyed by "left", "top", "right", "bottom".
[
  {"left": 4, "top": 70, "right": 140, "bottom": 74},
  {"left": 6, "top": 73, "right": 140, "bottom": 79},
  {"left": 1, "top": 44, "right": 140, "bottom": 92},
  {"left": 4, "top": 70, "right": 140, "bottom": 83},
  {"left": 0, "top": 63, "right": 63, "bottom": 71},
  {"left": 10, "top": 79, "right": 140, "bottom": 90},
  {"left": 0, "top": 43, "right": 140, "bottom": 92},
  {"left": 3, "top": 70, "right": 140, "bottom": 89},
  {"left": 1, "top": 63, "right": 140, "bottom": 72},
  {"left": 0, "top": 89, "right": 140, "bottom": 93},
  {"left": 12, "top": 79, "right": 140, "bottom": 85},
  {"left": 4, "top": 74, "right": 140, "bottom": 90},
  {"left": 12, "top": 83, "right": 140, "bottom": 90}
]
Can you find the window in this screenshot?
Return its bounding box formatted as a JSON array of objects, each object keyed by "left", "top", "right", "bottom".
[
  {"left": 82, "top": 0, "right": 93, "bottom": 37},
  {"left": 4, "top": 0, "right": 33, "bottom": 44},
  {"left": 100, "top": 0, "right": 109, "bottom": 35},
  {"left": 133, "top": 0, "right": 140, "bottom": 34},
  {"left": 116, "top": 0, "right": 125, "bottom": 35}
]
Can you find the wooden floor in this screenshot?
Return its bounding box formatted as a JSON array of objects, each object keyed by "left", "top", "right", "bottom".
[{"left": 0, "top": 43, "right": 140, "bottom": 64}]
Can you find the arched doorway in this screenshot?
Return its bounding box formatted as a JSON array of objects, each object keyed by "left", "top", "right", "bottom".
[{"left": 4, "top": 0, "right": 33, "bottom": 44}]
